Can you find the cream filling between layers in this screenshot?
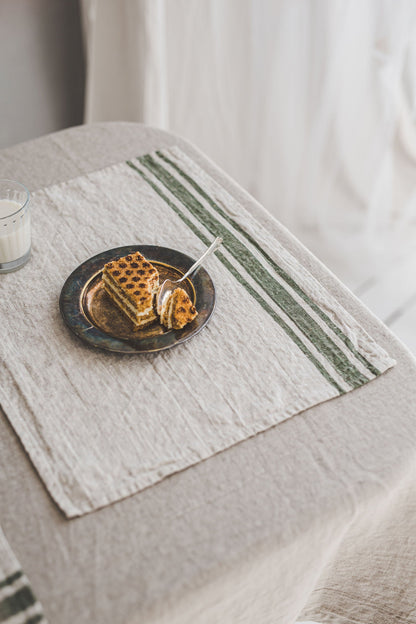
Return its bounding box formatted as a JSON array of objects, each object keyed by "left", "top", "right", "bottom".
[
  {"left": 160, "top": 293, "right": 175, "bottom": 329},
  {"left": 105, "top": 287, "right": 144, "bottom": 327},
  {"left": 102, "top": 273, "right": 155, "bottom": 319}
]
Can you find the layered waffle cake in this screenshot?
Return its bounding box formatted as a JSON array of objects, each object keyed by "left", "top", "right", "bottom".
[
  {"left": 102, "top": 252, "right": 159, "bottom": 329},
  {"left": 160, "top": 287, "right": 198, "bottom": 330}
]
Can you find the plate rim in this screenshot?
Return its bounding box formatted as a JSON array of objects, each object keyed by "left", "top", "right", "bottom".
[{"left": 59, "top": 245, "right": 216, "bottom": 354}]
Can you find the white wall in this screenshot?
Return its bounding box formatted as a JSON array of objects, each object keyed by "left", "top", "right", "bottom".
[{"left": 0, "top": 0, "right": 85, "bottom": 149}]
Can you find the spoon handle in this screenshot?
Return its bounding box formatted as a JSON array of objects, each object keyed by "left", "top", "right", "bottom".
[{"left": 182, "top": 237, "right": 222, "bottom": 281}]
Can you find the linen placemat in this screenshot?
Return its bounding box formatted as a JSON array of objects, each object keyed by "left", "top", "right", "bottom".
[
  {"left": 0, "top": 526, "right": 46, "bottom": 624},
  {"left": 0, "top": 146, "right": 395, "bottom": 517}
]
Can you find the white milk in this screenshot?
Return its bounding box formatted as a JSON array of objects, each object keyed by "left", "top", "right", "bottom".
[{"left": 0, "top": 199, "right": 31, "bottom": 264}]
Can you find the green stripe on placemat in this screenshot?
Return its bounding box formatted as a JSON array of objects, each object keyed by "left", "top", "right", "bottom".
[
  {"left": 0, "top": 571, "right": 22, "bottom": 591},
  {"left": 136, "top": 154, "right": 369, "bottom": 390},
  {"left": 0, "top": 569, "right": 43, "bottom": 624},
  {"left": 156, "top": 150, "right": 380, "bottom": 378},
  {"left": 127, "top": 159, "right": 345, "bottom": 394}
]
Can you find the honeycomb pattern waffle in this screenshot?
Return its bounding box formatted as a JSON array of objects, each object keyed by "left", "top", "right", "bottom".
[{"left": 103, "top": 252, "right": 159, "bottom": 308}]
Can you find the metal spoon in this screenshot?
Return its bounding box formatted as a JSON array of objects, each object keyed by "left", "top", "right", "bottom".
[{"left": 156, "top": 237, "right": 223, "bottom": 314}]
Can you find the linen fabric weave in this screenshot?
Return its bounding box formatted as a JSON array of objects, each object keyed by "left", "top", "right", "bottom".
[{"left": 0, "top": 147, "right": 395, "bottom": 517}]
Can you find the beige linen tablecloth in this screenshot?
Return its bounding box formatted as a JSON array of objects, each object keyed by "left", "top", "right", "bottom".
[
  {"left": 1, "top": 145, "right": 394, "bottom": 518},
  {"left": 1, "top": 123, "right": 416, "bottom": 624}
]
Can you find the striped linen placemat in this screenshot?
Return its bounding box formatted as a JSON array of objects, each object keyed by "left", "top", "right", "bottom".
[
  {"left": 0, "top": 527, "right": 46, "bottom": 624},
  {"left": 0, "top": 146, "right": 395, "bottom": 517}
]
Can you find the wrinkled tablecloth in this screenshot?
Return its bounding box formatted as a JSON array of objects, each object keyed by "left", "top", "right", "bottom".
[{"left": 1, "top": 123, "right": 416, "bottom": 624}]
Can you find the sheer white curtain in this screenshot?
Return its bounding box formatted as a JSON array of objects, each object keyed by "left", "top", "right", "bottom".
[{"left": 81, "top": 0, "right": 416, "bottom": 286}]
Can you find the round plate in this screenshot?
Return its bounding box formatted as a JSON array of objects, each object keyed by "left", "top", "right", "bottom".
[{"left": 59, "top": 245, "right": 216, "bottom": 353}]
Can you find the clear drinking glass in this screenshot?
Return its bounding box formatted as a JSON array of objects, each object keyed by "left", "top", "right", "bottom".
[{"left": 0, "top": 179, "right": 31, "bottom": 273}]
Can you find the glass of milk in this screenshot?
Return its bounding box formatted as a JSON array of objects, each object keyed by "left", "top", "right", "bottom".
[{"left": 0, "top": 179, "right": 31, "bottom": 273}]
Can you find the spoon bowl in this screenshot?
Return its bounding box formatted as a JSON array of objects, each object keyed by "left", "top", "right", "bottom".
[{"left": 156, "top": 237, "right": 222, "bottom": 314}]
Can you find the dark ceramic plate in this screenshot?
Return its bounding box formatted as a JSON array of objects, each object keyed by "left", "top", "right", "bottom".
[{"left": 59, "top": 245, "right": 216, "bottom": 353}]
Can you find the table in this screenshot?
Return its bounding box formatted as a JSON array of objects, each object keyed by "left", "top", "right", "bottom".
[{"left": 1, "top": 122, "right": 416, "bottom": 624}]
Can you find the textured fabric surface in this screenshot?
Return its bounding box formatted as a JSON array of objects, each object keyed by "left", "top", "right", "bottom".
[
  {"left": 0, "top": 145, "right": 394, "bottom": 517},
  {"left": 0, "top": 527, "right": 46, "bottom": 624},
  {"left": 1, "top": 123, "right": 416, "bottom": 624}
]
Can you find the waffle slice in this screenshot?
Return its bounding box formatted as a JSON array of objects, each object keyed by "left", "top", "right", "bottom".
[
  {"left": 102, "top": 252, "right": 159, "bottom": 329},
  {"left": 159, "top": 287, "right": 197, "bottom": 330}
]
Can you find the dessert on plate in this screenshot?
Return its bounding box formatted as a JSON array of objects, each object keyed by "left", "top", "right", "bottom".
[
  {"left": 102, "top": 252, "right": 159, "bottom": 329},
  {"left": 103, "top": 251, "right": 198, "bottom": 331},
  {"left": 159, "top": 287, "right": 198, "bottom": 330}
]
